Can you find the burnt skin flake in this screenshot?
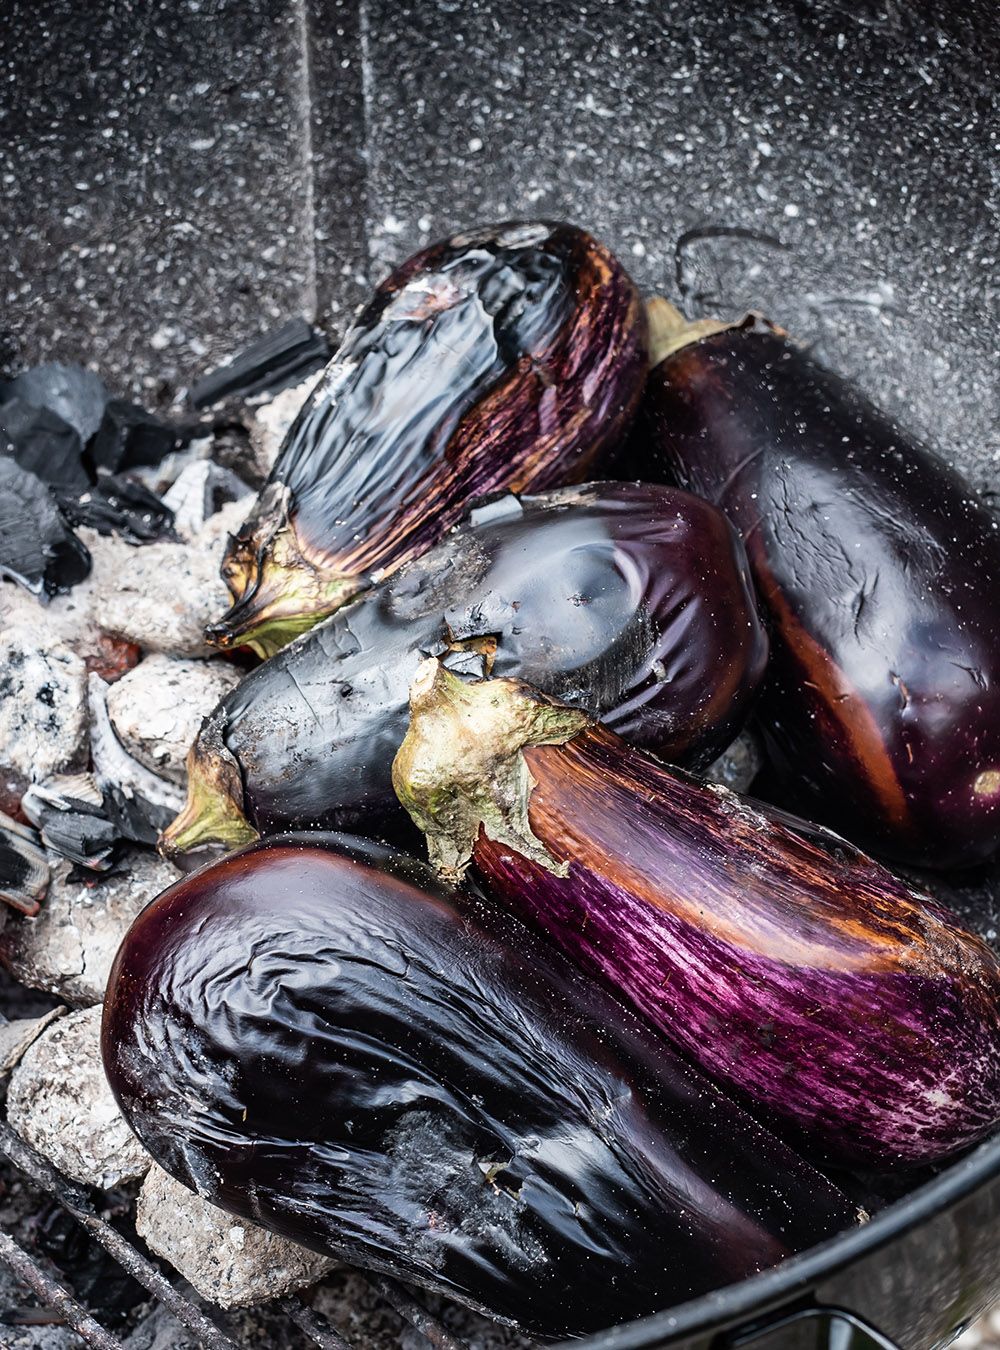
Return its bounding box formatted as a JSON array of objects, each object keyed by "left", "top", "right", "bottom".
[
  {"left": 206, "top": 222, "right": 648, "bottom": 659},
  {"left": 102, "top": 833, "right": 858, "bottom": 1340},
  {"left": 393, "top": 662, "right": 1000, "bottom": 1169},
  {"left": 636, "top": 300, "right": 1000, "bottom": 870}
]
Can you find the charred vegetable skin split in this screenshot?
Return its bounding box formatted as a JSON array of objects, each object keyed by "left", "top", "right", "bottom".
[
  {"left": 164, "top": 481, "right": 767, "bottom": 857},
  {"left": 103, "top": 834, "right": 858, "bottom": 1339},
  {"left": 394, "top": 663, "right": 1000, "bottom": 1169},
  {"left": 208, "top": 221, "right": 648, "bottom": 658},
  {"left": 639, "top": 303, "right": 1000, "bottom": 869}
]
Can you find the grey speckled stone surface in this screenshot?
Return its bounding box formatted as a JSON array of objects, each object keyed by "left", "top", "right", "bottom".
[
  {"left": 358, "top": 0, "right": 997, "bottom": 488},
  {"left": 0, "top": 0, "right": 345, "bottom": 401}
]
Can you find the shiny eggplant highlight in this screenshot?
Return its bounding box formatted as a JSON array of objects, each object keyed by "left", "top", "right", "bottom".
[
  {"left": 207, "top": 221, "right": 647, "bottom": 658},
  {"left": 162, "top": 481, "right": 767, "bottom": 857},
  {"left": 102, "top": 833, "right": 858, "bottom": 1339},
  {"left": 393, "top": 662, "right": 1000, "bottom": 1169},
  {"left": 637, "top": 300, "right": 1000, "bottom": 869}
]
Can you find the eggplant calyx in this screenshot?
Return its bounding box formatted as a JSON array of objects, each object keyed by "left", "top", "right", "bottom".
[
  {"left": 393, "top": 658, "right": 589, "bottom": 883},
  {"left": 646, "top": 299, "right": 740, "bottom": 367},
  {"left": 159, "top": 727, "right": 258, "bottom": 860},
  {"left": 207, "top": 485, "right": 365, "bottom": 658}
]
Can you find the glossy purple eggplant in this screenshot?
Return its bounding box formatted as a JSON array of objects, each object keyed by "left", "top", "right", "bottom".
[
  {"left": 102, "top": 833, "right": 858, "bottom": 1339},
  {"left": 207, "top": 221, "right": 648, "bottom": 658},
  {"left": 635, "top": 301, "right": 1000, "bottom": 870},
  {"left": 163, "top": 481, "right": 767, "bottom": 858},
  {"left": 393, "top": 662, "right": 1000, "bottom": 1169}
]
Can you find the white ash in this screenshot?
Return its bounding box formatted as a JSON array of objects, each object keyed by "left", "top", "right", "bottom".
[
  {"left": 705, "top": 729, "right": 764, "bottom": 794},
  {"left": 7, "top": 1005, "right": 150, "bottom": 1189},
  {"left": 86, "top": 498, "right": 250, "bottom": 659},
  {"left": 89, "top": 673, "right": 185, "bottom": 839},
  {"left": 136, "top": 1164, "right": 334, "bottom": 1310},
  {"left": 0, "top": 575, "right": 94, "bottom": 652},
  {"left": 0, "top": 1006, "right": 65, "bottom": 1075},
  {"left": 162, "top": 460, "right": 252, "bottom": 541},
  {"left": 107, "top": 655, "right": 241, "bottom": 784},
  {"left": 247, "top": 369, "right": 322, "bottom": 477},
  {"left": 0, "top": 848, "right": 179, "bottom": 1007},
  {"left": 0, "top": 623, "right": 88, "bottom": 783}
]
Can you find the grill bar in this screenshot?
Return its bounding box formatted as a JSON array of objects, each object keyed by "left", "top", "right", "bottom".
[
  {"left": 0, "top": 1230, "right": 125, "bottom": 1350},
  {"left": 373, "top": 1276, "right": 468, "bottom": 1350},
  {"left": 0, "top": 1121, "right": 242, "bottom": 1350},
  {"left": 279, "top": 1295, "right": 355, "bottom": 1349}
]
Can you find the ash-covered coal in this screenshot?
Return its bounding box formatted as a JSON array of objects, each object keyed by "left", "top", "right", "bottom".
[
  {"left": 7, "top": 1005, "right": 149, "bottom": 1189},
  {"left": 0, "top": 849, "right": 179, "bottom": 1007},
  {"left": 136, "top": 1165, "right": 333, "bottom": 1310},
  {"left": 106, "top": 656, "right": 240, "bottom": 786}
]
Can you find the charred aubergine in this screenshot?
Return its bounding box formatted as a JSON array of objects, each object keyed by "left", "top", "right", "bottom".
[
  {"left": 394, "top": 662, "right": 1000, "bottom": 1169},
  {"left": 103, "top": 833, "right": 859, "bottom": 1338},
  {"left": 207, "top": 221, "right": 648, "bottom": 658},
  {"left": 162, "top": 481, "right": 768, "bottom": 857},
  {"left": 636, "top": 300, "right": 1000, "bottom": 870}
]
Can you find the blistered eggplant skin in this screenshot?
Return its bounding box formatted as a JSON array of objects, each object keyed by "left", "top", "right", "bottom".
[
  {"left": 393, "top": 666, "right": 1000, "bottom": 1169},
  {"left": 167, "top": 482, "right": 766, "bottom": 854},
  {"left": 639, "top": 319, "right": 1000, "bottom": 869},
  {"left": 209, "top": 221, "right": 648, "bottom": 658},
  {"left": 103, "top": 834, "right": 858, "bottom": 1338}
]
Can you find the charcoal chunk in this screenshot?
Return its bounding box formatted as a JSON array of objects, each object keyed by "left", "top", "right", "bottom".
[
  {"left": 0, "top": 458, "right": 90, "bottom": 597},
  {"left": 21, "top": 774, "right": 119, "bottom": 873},
  {"left": 90, "top": 400, "right": 178, "bottom": 472},
  {"left": 0, "top": 812, "right": 49, "bottom": 916},
  {"left": 0, "top": 397, "right": 89, "bottom": 493},
  {"left": 3, "top": 362, "right": 108, "bottom": 442},
  {"left": 188, "top": 317, "right": 329, "bottom": 408},
  {"left": 58, "top": 473, "right": 175, "bottom": 545}
]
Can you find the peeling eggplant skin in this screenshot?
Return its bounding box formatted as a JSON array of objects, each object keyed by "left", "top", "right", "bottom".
[
  {"left": 208, "top": 221, "right": 648, "bottom": 657},
  {"left": 103, "top": 833, "right": 859, "bottom": 1339},
  {"left": 394, "top": 668, "right": 1000, "bottom": 1169},
  {"left": 168, "top": 481, "right": 766, "bottom": 852},
  {"left": 638, "top": 321, "right": 1000, "bottom": 869}
]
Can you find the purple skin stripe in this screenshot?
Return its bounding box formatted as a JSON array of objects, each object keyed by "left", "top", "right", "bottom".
[{"left": 475, "top": 730, "right": 1000, "bottom": 1168}]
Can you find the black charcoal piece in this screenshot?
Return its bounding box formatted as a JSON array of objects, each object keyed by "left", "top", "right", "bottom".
[
  {"left": 57, "top": 474, "right": 175, "bottom": 545},
  {"left": 20, "top": 775, "right": 118, "bottom": 873},
  {"left": 0, "top": 458, "right": 90, "bottom": 597},
  {"left": 0, "top": 398, "right": 89, "bottom": 492},
  {"left": 187, "top": 318, "right": 329, "bottom": 408},
  {"left": 0, "top": 811, "right": 49, "bottom": 915},
  {"left": 3, "top": 363, "right": 108, "bottom": 442},
  {"left": 90, "top": 401, "right": 178, "bottom": 472}
]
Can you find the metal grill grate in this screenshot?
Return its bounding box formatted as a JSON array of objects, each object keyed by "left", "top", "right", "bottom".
[{"left": 0, "top": 1120, "right": 481, "bottom": 1350}]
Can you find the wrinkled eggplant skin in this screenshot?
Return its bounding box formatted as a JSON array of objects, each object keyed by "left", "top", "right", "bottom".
[
  {"left": 465, "top": 724, "right": 1000, "bottom": 1167},
  {"left": 210, "top": 221, "right": 647, "bottom": 654},
  {"left": 213, "top": 481, "right": 766, "bottom": 838},
  {"left": 103, "top": 833, "right": 858, "bottom": 1339},
  {"left": 638, "top": 323, "right": 1000, "bottom": 869}
]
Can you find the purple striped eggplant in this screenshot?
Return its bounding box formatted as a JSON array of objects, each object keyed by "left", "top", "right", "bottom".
[
  {"left": 634, "top": 300, "right": 1000, "bottom": 870},
  {"left": 162, "top": 481, "right": 767, "bottom": 858},
  {"left": 103, "top": 833, "right": 859, "bottom": 1339},
  {"left": 206, "top": 222, "right": 648, "bottom": 659},
  {"left": 393, "top": 661, "right": 1000, "bottom": 1169}
]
